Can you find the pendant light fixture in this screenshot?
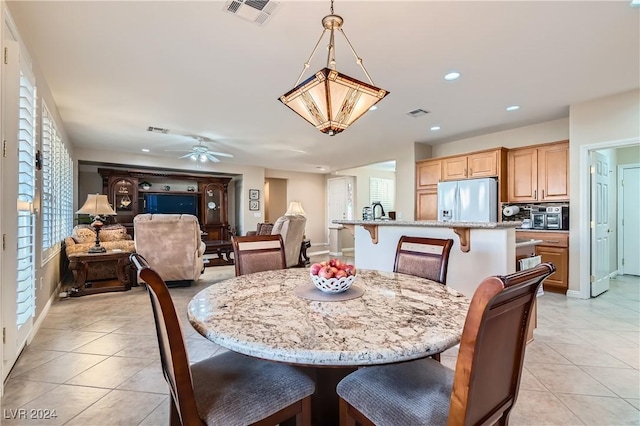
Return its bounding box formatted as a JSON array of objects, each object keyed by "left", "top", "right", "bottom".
[{"left": 278, "top": 0, "right": 389, "bottom": 136}]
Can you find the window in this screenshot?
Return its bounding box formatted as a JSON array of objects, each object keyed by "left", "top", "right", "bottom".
[
  {"left": 41, "top": 102, "right": 73, "bottom": 261},
  {"left": 369, "top": 177, "right": 395, "bottom": 214},
  {"left": 17, "top": 68, "right": 36, "bottom": 326}
]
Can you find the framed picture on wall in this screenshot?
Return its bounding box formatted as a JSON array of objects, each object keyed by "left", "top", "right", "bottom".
[
  {"left": 249, "top": 200, "right": 260, "bottom": 211},
  {"left": 249, "top": 189, "right": 260, "bottom": 200}
]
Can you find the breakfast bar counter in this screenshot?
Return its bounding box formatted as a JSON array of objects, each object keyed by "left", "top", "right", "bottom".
[{"left": 333, "top": 219, "right": 521, "bottom": 296}]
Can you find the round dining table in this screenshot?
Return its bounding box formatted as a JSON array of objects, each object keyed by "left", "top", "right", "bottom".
[{"left": 187, "top": 268, "right": 470, "bottom": 424}]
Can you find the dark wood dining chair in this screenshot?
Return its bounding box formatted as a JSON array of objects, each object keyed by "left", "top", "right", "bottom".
[
  {"left": 130, "top": 253, "right": 314, "bottom": 426},
  {"left": 393, "top": 236, "right": 454, "bottom": 285},
  {"left": 232, "top": 234, "right": 287, "bottom": 276},
  {"left": 337, "top": 262, "right": 556, "bottom": 426}
]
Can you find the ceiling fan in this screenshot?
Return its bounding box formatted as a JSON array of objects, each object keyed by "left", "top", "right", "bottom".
[{"left": 165, "top": 136, "right": 233, "bottom": 163}]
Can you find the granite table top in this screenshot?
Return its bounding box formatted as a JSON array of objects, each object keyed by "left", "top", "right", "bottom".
[{"left": 187, "top": 268, "right": 470, "bottom": 367}]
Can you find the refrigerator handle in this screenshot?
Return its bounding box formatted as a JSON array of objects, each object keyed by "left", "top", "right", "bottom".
[{"left": 455, "top": 185, "right": 461, "bottom": 222}]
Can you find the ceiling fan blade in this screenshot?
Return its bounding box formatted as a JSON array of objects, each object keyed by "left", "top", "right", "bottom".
[
  {"left": 205, "top": 153, "right": 221, "bottom": 162},
  {"left": 206, "top": 151, "right": 233, "bottom": 158},
  {"left": 179, "top": 152, "right": 195, "bottom": 159}
]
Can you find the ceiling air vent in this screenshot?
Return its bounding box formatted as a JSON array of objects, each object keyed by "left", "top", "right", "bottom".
[
  {"left": 406, "top": 109, "right": 430, "bottom": 118},
  {"left": 147, "top": 126, "right": 170, "bottom": 134},
  {"left": 225, "top": 0, "right": 279, "bottom": 26}
]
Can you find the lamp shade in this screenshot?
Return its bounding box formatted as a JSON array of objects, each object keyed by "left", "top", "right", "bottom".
[
  {"left": 279, "top": 68, "right": 388, "bottom": 136},
  {"left": 285, "top": 201, "right": 306, "bottom": 216},
  {"left": 76, "top": 194, "right": 117, "bottom": 216}
]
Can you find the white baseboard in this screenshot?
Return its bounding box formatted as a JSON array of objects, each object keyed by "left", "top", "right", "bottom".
[
  {"left": 342, "top": 247, "right": 354, "bottom": 253},
  {"left": 307, "top": 249, "right": 329, "bottom": 257},
  {"left": 566, "top": 289, "right": 583, "bottom": 299},
  {"left": 329, "top": 251, "right": 343, "bottom": 256},
  {"left": 609, "top": 270, "right": 619, "bottom": 279},
  {"left": 29, "top": 281, "right": 62, "bottom": 344}
]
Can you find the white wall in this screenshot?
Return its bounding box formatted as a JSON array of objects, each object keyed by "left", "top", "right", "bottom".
[
  {"left": 618, "top": 145, "right": 640, "bottom": 165},
  {"left": 431, "top": 118, "right": 570, "bottom": 158},
  {"left": 569, "top": 89, "right": 640, "bottom": 295}
]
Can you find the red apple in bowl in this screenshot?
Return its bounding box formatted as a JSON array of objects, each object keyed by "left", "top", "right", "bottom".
[
  {"left": 343, "top": 264, "right": 356, "bottom": 276},
  {"left": 335, "top": 270, "right": 348, "bottom": 279},
  {"left": 318, "top": 266, "right": 334, "bottom": 279},
  {"left": 309, "top": 263, "right": 322, "bottom": 275}
]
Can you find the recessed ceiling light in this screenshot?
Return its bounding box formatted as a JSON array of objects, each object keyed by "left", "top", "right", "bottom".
[
  {"left": 316, "top": 166, "right": 326, "bottom": 171},
  {"left": 141, "top": 148, "right": 150, "bottom": 152},
  {"left": 369, "top": 105, "right": 378, "bottom": 111},
  {"left": 506, "top": 105, "right": 520, "bottom": 111},
  {"left": 430, "top": 126, "right": 441, "bottom": 131},
  {"left": 444, "top": 72, "right": 461, "bottom": 81}
]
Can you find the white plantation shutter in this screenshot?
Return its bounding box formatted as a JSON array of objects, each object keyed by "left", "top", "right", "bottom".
[
  {"left": 42, "top": 102, "right": 73, "bottom": 260},
  {"left": 17, "top": 69, "right": 37, "bottom": 326},
  {"left": 369, "top": 177, "right": 395, "bottom": 213}
]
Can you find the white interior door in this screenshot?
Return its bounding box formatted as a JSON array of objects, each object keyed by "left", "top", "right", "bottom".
[
  {"left": 591, "top": 151, "right": 610, "bottom": 297},
  {"left": 328, "top": 178, "right": 347, "bottom": 226},
  {"left": 620, "top": 165, "right": 640, "bottom": 275}
]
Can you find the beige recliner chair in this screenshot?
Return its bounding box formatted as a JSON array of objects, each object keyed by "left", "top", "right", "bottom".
[
  {"left": 271, "top": 215, "right": 306, "bottom": 268},
  {"left": 133, "top": 214, "right": 206, "bottom": 285}
]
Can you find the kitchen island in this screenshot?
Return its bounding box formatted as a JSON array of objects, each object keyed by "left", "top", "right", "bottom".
[{"left": 333, "top": 220, "right": 522, "bottom": 297}]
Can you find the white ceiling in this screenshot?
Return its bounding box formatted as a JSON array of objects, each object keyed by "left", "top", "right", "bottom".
[{"left": 6, "top": 1, "right": 639, "bottom": 173}]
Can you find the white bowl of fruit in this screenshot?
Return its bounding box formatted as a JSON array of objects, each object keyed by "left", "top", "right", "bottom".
[{"left": 309, "top": 259, "right": 356, "bottom": 293}]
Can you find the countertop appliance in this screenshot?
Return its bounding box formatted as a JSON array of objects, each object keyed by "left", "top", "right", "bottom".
[
  {"left": 531, "top": 206, "right": 569, "bottom": 230},
  {"left": 437, "top": 178, "right": 498, "bottom": 222}
]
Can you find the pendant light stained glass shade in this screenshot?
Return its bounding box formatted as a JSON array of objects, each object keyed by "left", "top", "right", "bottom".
[{"left": 279, "top": 68, "right": 389, "bottom": 136}]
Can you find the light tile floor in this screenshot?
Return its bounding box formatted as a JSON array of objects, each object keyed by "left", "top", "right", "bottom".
[{"left": 1, "top": 257, "right": 638, "bottom": 425}]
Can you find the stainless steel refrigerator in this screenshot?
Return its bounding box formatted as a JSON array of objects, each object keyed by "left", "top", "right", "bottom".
[{"left": 437, "top": 178, "right": 498, "bottom": 222}]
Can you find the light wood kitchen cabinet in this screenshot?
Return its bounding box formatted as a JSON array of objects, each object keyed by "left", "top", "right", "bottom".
[
  {"left": 416, "top": 159, "right": 441, "bottom": 220},
  {"left": 442, "top": 156, "right": 468, "bottom": 181},
  {"left": 516, "top": 230, "right": 569, "bottom": 294},
  {"left": 508, "top": 141, "right": 569, "bottom": 202},
  {"left": 442, "top": 149, "right": 501, "bottom": 181},
  {"left": 416, "top": 189, "right": 438, "bottom": 220},
  {"left": 416, "top": 159, "right": 441, "bottom": 189},
  {"left": 538, "top": 142, "right": 570, "bottom": 201}
]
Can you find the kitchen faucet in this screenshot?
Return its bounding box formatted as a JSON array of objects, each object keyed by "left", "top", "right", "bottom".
[{"left": 371, "top": 202, "right": 385, "bottom": 220}]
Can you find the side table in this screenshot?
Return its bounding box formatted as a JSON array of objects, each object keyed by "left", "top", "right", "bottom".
[
  {"left": 68, "top": 250, "right": 136, "bottom": 297},
  {"left": 203, "top": 240, "right": 234, "bottom": 267}
]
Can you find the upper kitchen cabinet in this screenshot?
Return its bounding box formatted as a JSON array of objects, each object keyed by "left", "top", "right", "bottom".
[
  {"left": 507, "top": 141, "right": 569, "bottom": 203},
  {"left": 416, "top": 159, "right": 442, "bottom": 189},
  {"left": 442, "top": 148, "right": 505, "bottom": 181}
]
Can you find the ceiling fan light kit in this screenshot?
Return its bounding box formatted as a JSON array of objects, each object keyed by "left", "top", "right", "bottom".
[
  {"left": 165, "top": 135, "right": 234, "bottom": 163},
  {"left": 278, "top": 0, "right": 389, "bottom": 136}
]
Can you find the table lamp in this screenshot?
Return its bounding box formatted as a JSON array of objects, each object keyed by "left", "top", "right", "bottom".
[
  {"left": 76, "top": 194, "right": 117, "bottom": 253},
  {"left": 285, "top": 201, "right": 306, "bottom": 216}
]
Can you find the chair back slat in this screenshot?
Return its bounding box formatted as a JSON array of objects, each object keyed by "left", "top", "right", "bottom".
[
  {"left": 130, "top": 254, "right": 203, "bottom": 426},
  {"left": 448, "top": 262, "right": 556, "bottom": 426},
  {"left": 394, "top": 236, "right": 454, "bottom": 284},
  {"left": 232, "top": 235, "right": 287, "bottom": 276}
]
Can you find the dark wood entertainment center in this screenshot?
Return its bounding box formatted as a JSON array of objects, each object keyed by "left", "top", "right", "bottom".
[{"left": 98, "top": 168, "right": 232, "bottom": 241}]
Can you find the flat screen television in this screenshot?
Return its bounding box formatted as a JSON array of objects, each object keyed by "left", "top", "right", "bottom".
[{"left": 144, "top": 193, "right": 198, "bottom": 216}]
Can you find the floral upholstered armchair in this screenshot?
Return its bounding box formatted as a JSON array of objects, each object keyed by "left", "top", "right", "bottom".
[
  {"left": 64, "top": 224, "right": 135, "bottom": 256},
  {"left": 246, "top": 222, "right": 275, "bottom": 236}
]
